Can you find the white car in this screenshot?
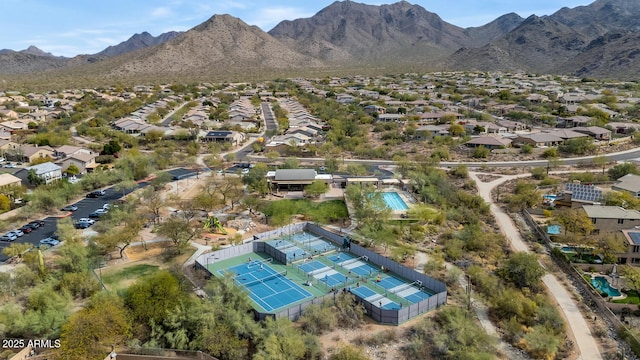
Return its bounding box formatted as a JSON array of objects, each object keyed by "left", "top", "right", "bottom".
[
  {"left": 9, "top": 229, "right": 24, "bottom": 237},
  {"left": 78, "top": 218, "right": 96, "bottom": 225},
  {"left": 0, "top": 232, "right": 17, "bottom": 242},
  {"left": 241, "top": 168, "right": 250, "bottom": 175},
  {"left": 4, "top": 163, "right": 16, "bottom": 168}
]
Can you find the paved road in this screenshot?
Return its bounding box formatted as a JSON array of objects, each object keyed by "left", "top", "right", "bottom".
[{"left": 469, "top": 171, "right": 602, "bottom": 360}]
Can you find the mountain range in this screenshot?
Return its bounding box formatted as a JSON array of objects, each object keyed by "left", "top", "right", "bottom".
[{"left": 1, "top": 0, "right": 639, "bottom": 85}]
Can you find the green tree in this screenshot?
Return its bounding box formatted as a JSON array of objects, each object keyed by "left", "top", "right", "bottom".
[
  {"left": 499, "top": 252, "right": 545, "bottom": 290},
  {"left": 472, "top": 146, "right": 490, "bottom": 159},
  {"left": 59, "top": 293, "right": 131, "bottom": 359},
  {"left": 253, "top": 317, "right": 308, "bottom": 360},
  {"left": 157, "top": 213, "right": 200, "bottom": 253},
  {"left": 345, "top": 184, "right": 391, "bottom": 232},
  {"left": 65, "top": 164, "right": 80, "bottom": 176},
  {"left": 330, "top": 345, "right": 370, "bottom": 360},
  {"left": 102, "top": 139, "right": 122, "bottom": 155},
  {"left": 27, "top": 169, "right": 44, "bottom": 186},
  {"left": 0, "top": 194, "right": 10, "bottom": 212},
  {"left": 124, "top": 270, "right": 188, "bottom": 324},
  {"left": 608, "top": 162, "right": 640, "bottom": 180},
  {"left": 304, "top": 180, "right": 328, "bottom": 198}
]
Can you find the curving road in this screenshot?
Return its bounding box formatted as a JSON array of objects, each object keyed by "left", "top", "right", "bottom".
[{"left": 469, "top": 171, "right": 601, "bottom": 360}]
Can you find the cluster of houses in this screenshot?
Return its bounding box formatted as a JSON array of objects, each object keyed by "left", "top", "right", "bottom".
[
  {"left": 264, "top": 96, "right": 325, "bottom": 153},
  {"left": 548, "top": 174, "right": 640, "bottom": 265},
  {"left": 0, "top": 143, "right": 99, "bottom": 190},
  {"left": 291, "top": 72, "right": 640, "bottom": 152}
]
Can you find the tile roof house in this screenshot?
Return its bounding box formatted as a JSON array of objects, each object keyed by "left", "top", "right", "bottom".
[
  {"left": 56, "top": 151, "right": 98, "bottom": 174},
  {"left": 612, "top": 174, "right": 640, "bottom": 198},
  {"left": 202, "top": 130, "right": 245, "bottom": 145},
  {"left": 0, "top": 173, "right": 21, "bottom": 188},
  {"left": 512, "top": 133, "right": 564, "bottom": 147},
  {"left": 18, "top": 162, "right": 62, "bottom": 184},
  {"left": 544, "top": 129, "right": 589, "bottom": 140},
  {"left": 572, "top": 126, "right": 612, "bottom": 141},
  {"left": 583, "top": 205, "right": 640, "bottom": 234},
  {"left": 465, "top": 136, "right": 512, "bottom": 149}
]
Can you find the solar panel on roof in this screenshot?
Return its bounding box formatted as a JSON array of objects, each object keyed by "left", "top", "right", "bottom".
[{"left": 630, "top": 232, "right": 640, "bottom": 245}]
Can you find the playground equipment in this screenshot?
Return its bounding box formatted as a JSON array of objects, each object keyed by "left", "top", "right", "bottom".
[{"left": 204, "top": 214, "right": 228, "bottom": 235}]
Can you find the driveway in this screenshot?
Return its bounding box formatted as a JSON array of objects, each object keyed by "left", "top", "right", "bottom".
[{"left": 469, "top": 171, "right": 601, "bottom": 360}]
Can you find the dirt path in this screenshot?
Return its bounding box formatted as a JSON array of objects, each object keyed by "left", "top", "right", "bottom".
[{"left": 469, "top": 171, "right": 602, "bottom": 360}]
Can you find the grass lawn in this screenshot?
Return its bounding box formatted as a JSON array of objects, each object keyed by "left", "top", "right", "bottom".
[
  {"left": 613, "top": 289, "right": 640, "bottom": 304},
  {"left": 261, "top": 199, "right": 348, "bottom": 225},
  {"left": 101, "top": 263, "right": 160, "bottom": 293}
]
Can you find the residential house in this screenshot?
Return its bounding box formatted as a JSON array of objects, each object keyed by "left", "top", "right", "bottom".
[
  {"left": 544, "top": 129, "right": 589, "bottom": 141},
  {"left": 496, "top": 120, "right": 528, "bottom": 132},
  {"left": 612, "top": 174, "right": 640, "bottom": 198},
  {"left": 607, "top": 122, "right": 640, "bottom": 135},
  {"left": 7, "top": 145, "right": 55, "bottom": 163},
  {"left": 415, "top": 125, "right": 449, "bottom": 140},
  {"left": 202, "top": 130, "right": 245, "bottom": 146},
  {"left": 512, "top": 133, "right": 564, "bottom": 147},
  {"left": 19, "top": 162, "right": 62, "bottom": 184},
  {"left": 0, "top": 173, "right": 21, "bottom": 188},
  {"left": 0, "top": 120, "right": 29, "bottom": 132},
  {"left": 0, "top": 109, "right": 19, "bottom": 119},
  {"left": 553, "top": 183, "right": 604, "bottom": 209},
  {"left": 560, "top": 116, "right": 592, "bottom": 128},
  {"left": 377, "top": 114, "right": 405, "bottom": 122},
  {"left": 573, "top": 126, "right": 612, "bottom": 141},
  {"left": 619, "top": 230, "right": 640, "bottom": 265},
  {"left": 582, "top": 205, "right": 640, "bottom": 234},
  {"left": 464, "top": 136, "right": 512, "bottom": 149},
  {"left": 363, "top": 105, "right": 385, "bottom": 115},
  {"left": 57, "top": 151, "right": 98, "bottom": 174}
]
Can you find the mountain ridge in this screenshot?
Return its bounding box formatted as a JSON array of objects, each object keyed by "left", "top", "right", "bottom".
[{"left": 1, "top": 0, "right": 639, "bottom": 84}]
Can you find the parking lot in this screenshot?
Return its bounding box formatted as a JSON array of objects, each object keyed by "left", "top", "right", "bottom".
[{"left": 0, "top": 168, "right": 193, "bottom": 262}]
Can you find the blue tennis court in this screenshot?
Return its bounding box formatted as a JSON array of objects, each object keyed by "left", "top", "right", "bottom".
[
  {"left": 316, "top": 270, "right": 348, "bottom": 287},
  {"left": 376, "top": 275, "right": 405, "bottom": 290},
  {"left": 298, "top": 260, "right": 329, "bottom": 275},
  {"left": 350, "top": 286, "right": 401, "bottom": 310},
  {"left": 224, "top": 261, "right": 313, "bottom": 312}
]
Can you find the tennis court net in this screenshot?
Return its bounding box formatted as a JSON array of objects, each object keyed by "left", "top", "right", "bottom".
[
  {"left": 237, "top": 270, "right": 287, "bottom": 288},
  {"left": 340, "top": 256, "right": 365, "bottom": 267},
  {"left": 247, "top": 258, "right": 273, "bottom": 269},
  {"left": 390, "top": 282, "right": 416, "bottom": 295}
]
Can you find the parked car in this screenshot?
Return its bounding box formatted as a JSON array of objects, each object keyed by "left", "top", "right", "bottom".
[
  {"left": 28, "top": 220, "right": 45, "bottom": 228},
  {"left": 89, "top": 209, "right": 107, "bottom": 218},
  {"left": 4, "top": 163, "right": 15, "bottom": 168},
  {"left": 61, "top": 205, "right": 78, "bottom": 211},
  {"left": 75, "top": 222, "right": 91, "bottom": 229},
  {"left": 241, "top": 168, "right": 250, "bottom": 175},
  {"left": 102, "top": 203, "right": 111, "bottom": 210},
  {"left": 78, "top": 218, "right": 95, "bottom": 225},
  {"left": 9, "top": 229, "right": 24, "bottom": 237},
  {"left": 0, "top": 233, "right": 17, "bottom": 242},
  {"left": 18, "top": 225, "right": 33, "bottom": 234},
  {"left": 86, "top": 189, "right": 106, "bottom": 198},
  {"left": 40, "top": 237, "right": 60, "bottom": 246}
]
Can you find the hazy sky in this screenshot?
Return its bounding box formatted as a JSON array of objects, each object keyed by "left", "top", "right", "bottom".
[{"left": 1, "top": 0, "right": 592, "bottom": 57}]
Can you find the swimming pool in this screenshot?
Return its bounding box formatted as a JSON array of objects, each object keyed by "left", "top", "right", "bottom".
[
  {"left": 381, "top": 192, "right": 409, "bottom": 211},
  {"left": 592, "top": 276, "right": 621, "bottom": 297}
]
